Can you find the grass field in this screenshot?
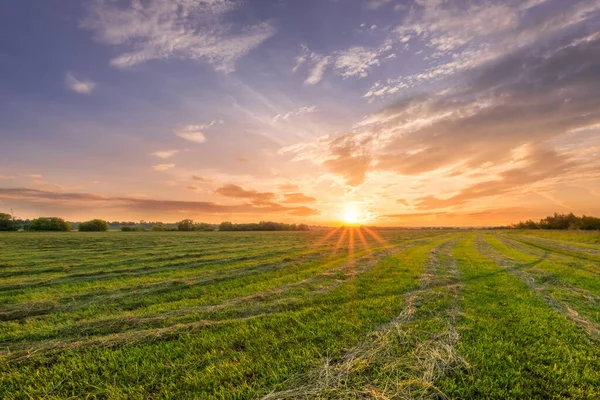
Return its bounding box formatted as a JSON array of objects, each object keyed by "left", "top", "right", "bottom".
[{"left": 1, "top": 229, "right": 600, "bottom": 399}]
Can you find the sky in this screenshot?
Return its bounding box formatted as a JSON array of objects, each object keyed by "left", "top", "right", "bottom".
[{"left": 1, "top": 0, "right": 600, "bottom": 226}]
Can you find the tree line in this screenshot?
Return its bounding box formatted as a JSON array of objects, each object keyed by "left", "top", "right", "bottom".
[
  {"left": 1, "top": 213, "right": 311, "bottom": 232},
  {"left": 512, "top": 213, "right": 600, "bottom": 230}
]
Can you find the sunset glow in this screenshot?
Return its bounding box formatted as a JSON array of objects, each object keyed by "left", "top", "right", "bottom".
[{"left": 1, "top": 1, "right": 599, "bottom": 226}]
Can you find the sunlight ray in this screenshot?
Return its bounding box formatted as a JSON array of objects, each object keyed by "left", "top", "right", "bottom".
[
  {"left": 363, "top": 227, "right": 386, "bottom": 245},
  {"left": 356, "top": 227, "right": 370, "bottom": 253},
  {"left": 312, "top": 227, "right": 341, "bottom": 249},
  {"left": 334, "top": 227, "right": 348, "bottom": 254}
]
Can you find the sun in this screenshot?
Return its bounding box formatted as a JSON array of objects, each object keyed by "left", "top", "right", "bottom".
[{"left": 343, "top": 208, "right": 359, "bottom": 224}]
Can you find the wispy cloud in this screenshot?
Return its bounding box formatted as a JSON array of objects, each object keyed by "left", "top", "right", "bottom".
[
  {"left": 215, "top": 183, "right": 276, "bottom": 204},
  {"left": 305, "top": 56, "right": 330, "bottom": 85},
  {"left": 281, "top": 192, "right": 316, "bottom": 204},
  {"left": 151, "top": 150, "right": 179, "bottom": 159},
  {"left": 175, "top": 120, "right": 222, "bottom": 143},
  {"left": 153, "top": 163, "right": 175, "bottom": 171},
  {"left": 334, "top": 45, "right": 393, "bottom": 79},
  {"left": 366, "top": 0, "right": 600, "bottom": 98},
  {"left": 65, "top": 73, "right": 96, "bottom": 94},
  {"left": 272, "top": 106, "right": 317, "bottom": 122},
  {"left": 0, "top": 187, "right": 320, "bottom": 218},
  {"left": 284, "top": 20, "right": 600, "bottom": 207},
  {"left": 296, "top": 42, "right": 394, "bottom": 84},
  {"left": 192, "top": 175, "right": 215, "bottom": 184},
  {"left": 80, "top": 0, "right": 275, "bottom": 72}
]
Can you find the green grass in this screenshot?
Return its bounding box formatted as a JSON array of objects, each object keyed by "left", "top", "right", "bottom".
[{"left": 1, "top": 229, "right": 599, "bottom": 398}]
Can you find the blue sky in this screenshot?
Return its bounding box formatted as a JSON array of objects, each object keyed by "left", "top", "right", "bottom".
[{"left": 1, "top": 0, "right": 600, "bottom": 225}]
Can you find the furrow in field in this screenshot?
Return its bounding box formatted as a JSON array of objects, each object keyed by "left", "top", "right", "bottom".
[
  {"left": 498, "top": 234, "right": 600, "bottom": 277},
  {"left": 262, "top": 237, "right": 468, "bottom": 399},
  {"left": 0, "top": 238, "right": 429, "bottom": 347},
  {"left": 0, "top": 246, "right": 337, "bottom": 321},
  {"left": 508, "top": 234, "right": 600, "bottom": 262},
  {"left": 1, "top": 234, "right": 445, "bottom": 328},
  {"left": 475, "top": 235, "right": 600, "bottom": 342},
  {"left": 0, "top": 243, "right": 317, "bottom": 290},
  {"left": 0, "top": 235, "right": 442, "bottom": 361}
]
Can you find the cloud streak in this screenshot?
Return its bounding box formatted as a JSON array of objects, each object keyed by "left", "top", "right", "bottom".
[
  {"left": 0, "top": 187, "right": 320, "bottom": 218},
  {"left": 80, "top": 0, "right": 275, "bottom": 72},
  {"left": 65, "top": 73, "right": 95, "bottom": 94}
]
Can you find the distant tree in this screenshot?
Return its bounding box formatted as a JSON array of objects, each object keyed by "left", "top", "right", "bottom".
[
  {"left": 218, "top": 221, "right": 311, "bottom": 231},
  {"left": 219, "top": 221, "right": 235, "bottom": 231},
  {"left": 194, "top": 222, "right": 215, "bottom": 231},
  {"left": 78, "top": 219, "right": 109, "bottom": 232},
  {"left": 512, "top": 212, "right": 600, "bottom": 230},
  {"left": 28, "top": 217, "right": 71, "bottom": 232},
  {"left": 151, "top": 224, "right": 165, "bottom": 231},
  {"left": 0, "top": 212, "right": 20, "bottom": 231},
  {"left": 177, "top": 219, "right": 195, "bottom": 231}
]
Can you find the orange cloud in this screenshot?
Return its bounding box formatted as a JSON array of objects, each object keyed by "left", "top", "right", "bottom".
[{"left": 281, "top": 192, "right": 316, "bottom": 204}]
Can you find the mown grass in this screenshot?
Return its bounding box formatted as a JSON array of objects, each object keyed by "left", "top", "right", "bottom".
[
  {"left": 1, "top": 230, "right": 600, "bottom": 399},
  {"left": 437, "top": 234, "right": 600, "bottom": 398}
]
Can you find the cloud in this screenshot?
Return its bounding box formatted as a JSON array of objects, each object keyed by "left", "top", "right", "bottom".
[
  {"left": 80, "top": 0, "right": 275, "bottom": 72},
  {"left": 334, "top": 46, "right": 389, "bottom": 79},
  {"left": 281, "top": 192, "right": 316, "bottom": 204},
  {"left": 278, "top": 183, "right": 300, "bottom": 191},
  {"left": 153, "top": 163, "right": 175, "bottom": 171},
  {"left": 367, "top": 0, "right": 600, "bottom": 98},
  {"left": 0, "top": 175, "right": 15, "bottom": 180},
  {"left": 272, "top": 106, "right": 317, "bottom": 122},
  {"left": 365, "top": 0, "right": 393, "bottom": 10},
  {"left": 186, "top": 185, "right": 202, "bottom": 192},
  {"left": 65, "top": 72, "right": 96, "bottom": 94},
  {"left": 295, "top": 41, "right": 394, "bottom": 84},
  {"left": 412, "top": 146, "right": 578, "bottom": 210},
  {"left": 151, "top": 150, "right": 179, "bottom": 159},
  {"left": 175, "top": 126, "right": 206, "bottom": 144},
  {"left": 175, "top": 120, "right": 222, "bottom": 143},
  {"left": 285, "top": 17, "right": 600, "bottom": 207},
  {"left": 322, "top": 133, "right": 373, "bottom": 187},
  {"left": 305, "top": 56, "right": 330, "bottom": 85},
  {"left": 215, "top": 183, "right": 276, "bottom": 204},
  {"left": 0, "top": 187, "right": 320, "bottom": 218},
  {"left": 192, "top": 175, "right": 215, "bottom": 184}
]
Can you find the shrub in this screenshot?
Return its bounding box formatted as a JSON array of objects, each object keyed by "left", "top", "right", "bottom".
[
  {"left": 151, "top": 224, "right": 165, "bottom": 231},
  {"left": 194, "top": 222, "right": 215, "bottom": 231},
  {"left": 121, "top": 226, "right": 142, "bottom": 232},
  {"left": 28, "top": 217, "right": 71, "bottom": 232},
  {"left": 0, "top": 213, "right": 20, "bottom": 231},
  {"left": 78, "top": 219, "right": 109, "bottom": 232}
]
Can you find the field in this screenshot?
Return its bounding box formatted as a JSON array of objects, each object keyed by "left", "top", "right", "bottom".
[{"left": 1, "top": 229, "right": 600, "bottom": 399}]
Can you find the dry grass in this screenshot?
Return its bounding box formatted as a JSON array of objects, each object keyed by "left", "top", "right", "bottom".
[{"left": 262, "top": 239, "right": 468, "bottom": 400}]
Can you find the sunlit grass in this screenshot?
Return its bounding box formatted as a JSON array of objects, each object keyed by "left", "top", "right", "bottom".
[{"left": 1, "top": 229, "right": 599, "bottom": 398}]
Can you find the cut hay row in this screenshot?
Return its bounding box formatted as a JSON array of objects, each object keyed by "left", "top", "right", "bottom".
[
  {"left": 262, "top": 237, "right": 467, "bottom": 399},
  {"left": 475, "top": 235, "right": 600, "bottom": 342},
  {"left": 1, "top": 235, "right": 447, "bottom": 354}
]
